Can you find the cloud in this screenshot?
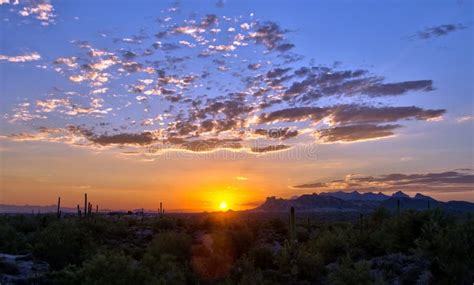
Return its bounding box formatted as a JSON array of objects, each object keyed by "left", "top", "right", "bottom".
[
  {"left": 363, "top": 80, "right": 434, "bottom": 96},
  {"left": 328, "top": 105, "right": 445, "bottom": 125},
  {"left": 316, "top": 124, "right": 401, "bottom": 143},
  {"left": 170, "top": 138, "right": 243, "bottom": 152},
  {"left": 415, "top": 24, "right": 467, "bottom": 40},
  {"left": 282, "top": 67, "right": 434, "bottom": 102},
  {"left": 249, "top": 22, "right": 293, "bottom": 51},
  {"left": 456, "top": 115, "right": 474, "bottom": 123},
  {"left": 254, "top": 128, "right": 298, "bottom": 140},
  {"left": 0, "top": 52, "right": 41, "bottom": 62},
  {"left": 0, "top": 0, "right": 56, "bottom": 26},
  {"left": 292, "top": 169, "right": 474, "bottom": 193},
  {"left": 250, "top": 144, "right": 291, "bottom": 153},
  {"left": 2, "top": 4, "right": 448, "bottom": 155},
  {"left": 88, "top": 132, "right": 156, "bottom": 146},
  {"left": 259, "top": 104, "right": 445, "bottom": 126},
  {"left": 259, "top": 107, "right": 328, "bottom": 124}
]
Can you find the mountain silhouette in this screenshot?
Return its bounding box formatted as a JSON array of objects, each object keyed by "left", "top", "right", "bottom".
[{"left": 253, "top": 191, "right": 474, "bottom": 213}]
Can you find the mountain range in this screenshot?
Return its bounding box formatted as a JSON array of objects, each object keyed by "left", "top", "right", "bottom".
[{"left": 253, "top": 191, "right": 474, "bottom": 213}]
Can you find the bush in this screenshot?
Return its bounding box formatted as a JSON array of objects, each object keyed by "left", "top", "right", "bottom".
[
  {"left": 327, "top": 257, "right": 373, "bottom": 285},
  {"left": 80, "top": 251, "right": 140, "bottom": 285},
  {"left": 248, "top": 244, "right": 275, "bottom": 270},
  {"left": 33, "top": 220, "right": 84, "bottom": 270},
  {"left": 144, "top": 231, "right": 191, "bottom": 262}
]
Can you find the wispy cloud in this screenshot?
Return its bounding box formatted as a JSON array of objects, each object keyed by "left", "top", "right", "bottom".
[
  {"left": 414, "top": 24, "right": 467, "bottom": 40},
  {"left": 0, "top": 52, "right": 41, "bottom": 62}
]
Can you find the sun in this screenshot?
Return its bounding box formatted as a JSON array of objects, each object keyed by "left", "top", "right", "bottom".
[{"left": 219, "top": 201, "right": 228, "bottom": 210}]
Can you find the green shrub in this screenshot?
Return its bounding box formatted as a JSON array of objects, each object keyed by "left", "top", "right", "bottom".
[{"left": 80, "top": 251, "right": 140, "bottom": 285}]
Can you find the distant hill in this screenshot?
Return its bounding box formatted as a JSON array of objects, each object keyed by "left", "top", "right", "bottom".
[
  {"left": 255, "top": 194, "right": 358, "bottom": 212},
  {"left": 319, "top": 191, "right": 389, "bottom": 201},
  {"left": 252, "top": 191, "right": 474, "bottom": 213},
  {"left": 0, "top": 204, "right": 76, "bottom": 214}
]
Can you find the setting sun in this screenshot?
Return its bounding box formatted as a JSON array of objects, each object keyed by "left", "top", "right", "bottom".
[{"left": 219, "top": 201, "right": 228, "bottom": 210}]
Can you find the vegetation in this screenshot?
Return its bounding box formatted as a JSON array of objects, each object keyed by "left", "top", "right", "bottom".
[{"left": 0, "top": 208, "right": 473, "bottom": 284}]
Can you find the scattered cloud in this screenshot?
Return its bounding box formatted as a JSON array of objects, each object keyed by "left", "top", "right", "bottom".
[{"left": 1, "top": 3, "right": 448, "bottom": 154}]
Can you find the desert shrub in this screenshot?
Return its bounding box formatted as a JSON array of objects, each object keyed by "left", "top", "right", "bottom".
[
  {"left": 141, "top": 254, "right": 189, "bottom": 285},
  {"left": 80, "top": 251, "right": 140, "bottom": 285},
  {"left": 48, "top": 265, "right": 81, "bottom": 285},
  {"left": 0, "top": 222, "right": 29, "bottom": 254},
  {"left": 153, "top": 216, "right": 177, "bottom": 231},
  {"left": 268, "top": 218, "right": 287, "bottom": 238},
  {"left": 307, "top": 228, "right": 350, "bottom": 263},
  {"left": 227, "top": 225, "right": 254, "bottom": 259},
  {"left": 230, "top": 256, "right": 268, "bottom": 285},
  {"left": 327, "top": 257, "right": 373, "bottom": 285},
  {"left": 418, "top": 216, "right": 474, "bottom": 283},
  {"left": 370, "top": 206, "right": 391, "bottom": 226},
  {"left": 248, "top": 244, "right": 275, "bottom": 270},
  {"left": 296, "top": 226, "right": 309, "bottom": 242},
  {"left": 295, "top": 249, "right": 324, "bottom": 282},
  {"left": 33, "top": 220, "right": 84, "bottom": 270},
  {"left": 145, "top": 231, "right": 191, "bottom": 262}
]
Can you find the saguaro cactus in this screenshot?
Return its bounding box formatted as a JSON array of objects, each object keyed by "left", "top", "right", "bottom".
[
  {"left": 289, "top": 206, "right": 296, "bottom": 244},
  {"left": 77, "top": 204, "right": 82, "bottom": 217},
  {"left": 56, "top": 197, "right": 61, "bottom": 219},
  {"left": 397, "top": 199, "right": 400, "bottom": 217},
  {"left": 84, "top": 193, "right": 88, "bottom": 218},
  {"left": 96, "top": 205, "right": 99, "bottom": 214}
]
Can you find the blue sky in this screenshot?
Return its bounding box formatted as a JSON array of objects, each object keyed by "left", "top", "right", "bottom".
[{"left": 0, "top": 0, "right": 473, "bottom": 210}]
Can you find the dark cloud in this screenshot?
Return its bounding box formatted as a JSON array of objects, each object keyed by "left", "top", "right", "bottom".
[
  {"left": 316, "top": 124, "right": 401, "bottom": 143},
  {"left": 200, "top": 14, "right": 218, "bottom": 28},
  {"left": 364, "top": 80, "right": 434, "bottom": 96},
  {"left": 251, "top": 22, "right": 289, "bottom": 51},
  {"left": 250, "top": 144, "right": 291, "bottom": 153},
  {"left": 174, "top": 138, "right": 242, "bottom": 152},
  {"left": 276, "top": 43, "right": 295, "bottom": 52},
  {"left": 254, "top": 128, "right": 298, "bottom": 140},
  {"left": 293, "top": 170, "right": 474, "bottom": 193},
  {"left": 259, "top": 104, "right": 445, "bottom": 126},
  {"left": 282, "top": 67, "right": 434, "bottom": 102},
  {"left": 330, "top": 105, "right": 445, "bottom": 125},
  {"left": 90, "top": 132, "right": 155, "bottom": 146},
  {"left": 247, "top": 63, "right": 261, "bottom": 70},
  {"left": 67, "top": 126, "right": 156, "bottom": 146},
  {"left": 415, "top": 24, "right": 467, "bottom": 40},
  {"left": 259, "top": 107, "right": 328, "bottom": 124}
]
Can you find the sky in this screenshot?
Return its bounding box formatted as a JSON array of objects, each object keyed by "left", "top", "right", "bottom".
[{"left": 0, "top": 0, "right": 473, "bottom": 212}]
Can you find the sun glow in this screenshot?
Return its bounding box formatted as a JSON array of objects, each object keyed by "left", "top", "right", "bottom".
[{"left": 219, "top": 201, "right": 228, "bottom": 210}]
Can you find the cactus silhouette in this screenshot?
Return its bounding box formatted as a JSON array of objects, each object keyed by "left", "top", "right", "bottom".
[
  {"left": 84, "top": 193, "right": 88, "bottom": 218},
  {"left": 289, "top": 206, "right": 296, "bottom": 244},
  {"left": 56, "top": 197, "right": 61, "bottom": 219},
  {"left": 397, "top": 199, "right": 400, "bottom": 217}
]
